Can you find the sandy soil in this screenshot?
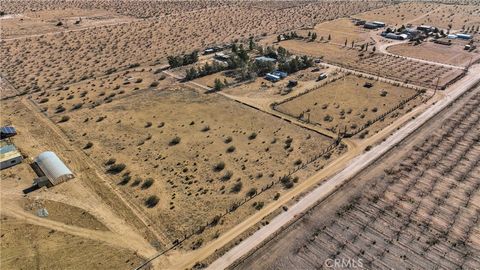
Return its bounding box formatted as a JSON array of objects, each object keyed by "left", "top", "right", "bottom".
[
  {"left": 0, "top": 8, "right": 136, "bottom": 39},
  {"left": 387, "top": 42, "right": 480, "bottom": 67},
  {"left": 1, "top": 216, "right": 144, "bottom": 270}
]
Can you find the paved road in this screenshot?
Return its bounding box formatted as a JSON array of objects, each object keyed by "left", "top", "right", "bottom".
[{"left": 207, "top": 64, "right": 480, "bottom": 270}]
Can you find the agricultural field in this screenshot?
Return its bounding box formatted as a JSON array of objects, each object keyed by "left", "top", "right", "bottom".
[
  {"left": 236, "top": 84, "right": 480, "bottom": 270},
  {"left": 274, "top": 74, "right": 424, "bottom": 136},
  {"left": 387, "top": 42, "right": 480, "bottom": 67},
  {"left": 43, "top": 86, "right": 343, "bottom": 245}
]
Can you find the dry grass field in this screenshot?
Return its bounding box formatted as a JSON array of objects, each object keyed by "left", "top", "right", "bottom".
[
  {"left": 235, "top": 84, "right": 480, "bottom": 270},
  {"left": 353, "top": 2, "right": 439, "bottom": 26},
  {"left": 387, "top": 42, "right": 480, "bottom": 67},
  {"left": 44, "top": 86, "right": 342, "bottom": 244},
  {"left": 274, "top": 74, "right": 424, "bottom": 136}
]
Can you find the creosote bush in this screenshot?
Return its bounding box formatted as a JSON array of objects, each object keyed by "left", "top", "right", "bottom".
[
  {"left": 107, "top": 163, "right": 126, "bottom": 174},
  {"left": 213, "top": 161, "right": 225, "bottom": 172},
  {"left": 169, "top": 136, "right": 181, "bottom": 146},
  {"left": 145, "top": 195, "right": 159, "bottom": 208},
  {"left": 142, "top": 178, "right": 154, "bottom": 189}
]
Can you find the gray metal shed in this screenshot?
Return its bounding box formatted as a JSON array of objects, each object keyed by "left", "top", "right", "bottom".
[{"left": 34, "top": 151, "right": 74, "bottom": 186}]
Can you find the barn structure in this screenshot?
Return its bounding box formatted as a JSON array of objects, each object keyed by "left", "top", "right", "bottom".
[
  {"left": 0, "top": 141, "right": 23, "bottom": 170},
  {"left": 33, "top": 151, "right": 74, "bottom": 186}
]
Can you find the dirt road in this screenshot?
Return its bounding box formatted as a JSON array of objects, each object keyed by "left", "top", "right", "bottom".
[{"left": 207, "top": 64, "right": 480, "bottom": 270}]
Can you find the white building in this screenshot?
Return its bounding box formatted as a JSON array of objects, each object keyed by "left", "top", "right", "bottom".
[{"left": 34, "top": 151, "right": 74, "bottom": 186}]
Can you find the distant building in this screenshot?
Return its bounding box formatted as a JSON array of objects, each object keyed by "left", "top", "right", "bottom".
[
  {"left": 265, "top": 73, "right": 281, "bottom": 82},
  {"left": 0, "top": 141, "right": 22, "bottom": 170},
  {"left": 417, "top": 25, "right": 433, "bottom": 32},
  {"left": 255, "top": 56, "right": 277, "bottom": 63},
  {"left": 456, "top": 33, "right": 472, "bottom": 40},
  {"left": 272, "top": 71, "right": 288, "bottom": 78},
  {"left": 354, "top": 19, "right": 366, "bottom": 26},
  {"left": 364, "top": 22, "right": 380, "bottom": 29},
  {"left": 372, "top": 21, "right": 386, "bottom": 27},
  {"left": 0, "top": 126, "right": 17, "bottom": 139},
  {"left": 384, "top": 33, "right": 408, "bottom": 40},
  {"left": 214, "top": 52, "right": 230, "bottom": 61},
  {"left": 447, "top": 34, "right": 457, "bottom": 39},
  {"left": 34, "top": 151, "right": 74, "bottom": 186}
]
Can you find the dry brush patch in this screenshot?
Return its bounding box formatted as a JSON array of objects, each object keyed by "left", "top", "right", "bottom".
[{"left": 50, "top": 86, "right": 340, "bottom": 245}]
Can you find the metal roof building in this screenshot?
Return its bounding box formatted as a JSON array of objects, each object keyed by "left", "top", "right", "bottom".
[
  {"left": 34, "top": 151, "right": 74, "bottom": 186},
  {"left": 0, "top": 141, "right": 22, "bottom": 170},
  {"left": 0, "top": 126, "right": 17, "bottom": 139}
]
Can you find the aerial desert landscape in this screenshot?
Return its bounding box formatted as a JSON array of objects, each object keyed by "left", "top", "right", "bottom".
[{"left": 1, "top": 0, "right": 479, "bottom": 270}]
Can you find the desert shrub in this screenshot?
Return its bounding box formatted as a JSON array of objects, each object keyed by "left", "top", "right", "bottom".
[
  {"left": 119, "top": 175, "right": 131, "bottom": 185},
  {"left": 145, "top": 195, "right": 159, "bottom": 208},
  {"left": 39, "top": 98, "right": 49, "bottom": 103},
  {"left": 159, "top": 74, "right": 166, "bottom": 80},
  {"left": 59, "top": 115, "right": 70, "bottom": 123},
  {"left": 380, "top": 90, "right": 388, "bottom": 97},
  {"left": 150, "top": 81, "right": 159, "bottom": 87},
  {"left": 213, "top": 161, "right": 225, "bottom": 172},
  {"left": 246, "top": 188, "right": 257, "bottom": 197},
  {"left": 253, "top": 201, "right": 264, "bottom": 210},
  {"left": 107, "top": 163, "right": 126, "bottom": 174},
  {"left": 248, "top": 132, "right": 257, "bottom": 140},
  {"left": 323, "top": 114, "right": 333, "bottom": 122},
  {"left": 280, "top": 175, "right": 294, "bottom": 189},
  {"left": 201, "top": 126, "right": 210, "bottom": 132},
  {"left": 226, "top": 145, "right": 236, "bottom": 153},
  {"left": 273, "top": 193, "right": 280, "bottom": 200},
  {"left": 231, "top": 181, "right": 243, "bottom": 193},
  {"left": 365, "top": 145, "right": 372, "bottom": 151},
  {"left": 221, "top": 171, "right": 233, "bottom": 181},
  {"left": 294, "top": 159, "right": 302, "bottom": 166},
  {"left": 169, "top": 136, "right": 181, "bottom": 146},
  {"left": 83, "top": 142, "right": 93, "bottom": 149},
  {"left": 105, "top": 158, "right": 116, "bottom": 166},
  {"left": 141, "top": 178, "right": 154, "bottom": 189},
  {"left": 145, "top": 122, "right": 152, "bottom": 128},
  {"left": 72, "top": 103, "right": 83, "bottom": 110},
  {"left": 224, "top": 136, "right": 233, "bottom": 143},
  {"left": 131, "top": 178, "right": 142, "bottom": 187}
]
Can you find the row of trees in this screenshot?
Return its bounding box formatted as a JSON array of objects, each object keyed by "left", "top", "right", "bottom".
[{"left": 167, "top": 51, "right": 199, "bottom": 68}]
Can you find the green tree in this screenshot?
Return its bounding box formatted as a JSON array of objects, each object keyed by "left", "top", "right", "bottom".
[{"left": 214, "top": 78, "right": 224, "bottom": 91}]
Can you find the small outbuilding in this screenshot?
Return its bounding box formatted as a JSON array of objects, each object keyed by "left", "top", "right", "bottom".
[
  {"left": 364, "top": 22, "right": 380, "bottom": 29},
  {"left": 456, "top": 34, "right": 472, "bottom": 40},
  {"left": 372, "top": 21, "right": 386, "bottom": 27},
  {"left": 34, "top": 151, "right": 74, "bottom": 186},
  {"left": 255, "top": 56, "right": 277, "bottom": 63},
  {"left": 0, "top": 141, "right": 23, "bottom": 170},
  {"left": 447, "top": 34, "right": 457, "bottom": 39},
  {"left": 0, "top": 126, "right": 17, "bottom": 139},
  {"left": 265, "top": 73, "right": 281, "bottom": 82}
]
